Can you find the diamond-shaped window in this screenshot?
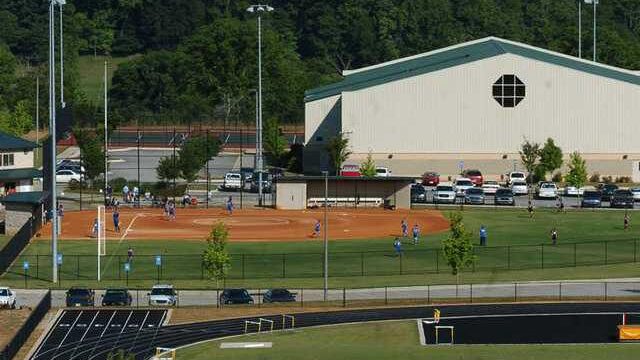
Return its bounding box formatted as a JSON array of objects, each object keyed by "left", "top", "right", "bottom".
[{"left": 492, "top": 75, "right": 525, "bottom": 107}]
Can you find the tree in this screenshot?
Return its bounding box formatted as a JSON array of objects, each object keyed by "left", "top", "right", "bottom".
[
  {"left": 202, "top": 222, "right": 231, "bottom": 287},
  {"left": 264, "top": 118, "right": 288, "bottom": 168},
  {"left": 519, "top": 139, "right": 541, "bottom": 183},
  {"left": 326, "top": 132, "right": 351, "bottom": 175},
  {"left": 11, "top": 100, "right": 33, "bottom": 135},
  {"left": 565, "top": 151, "right": 588, "bottom": 188},
  {"left": 537, "top": 138, "right": 563, "bottom": 179},
  {"left": 156, "top": 155, "right": 180, "bottom": 182},
  {"left": 177, "top": 135, "right": 220, "bottom": 182},
  {"left": 359, "top": 151, "right": 377, "bottom": 177},
  {"left": 73, "top": 127, "right": 105, "bottom": 182},
  {"left": 441, "top": 212, "right": 475, "bottom": 287}
]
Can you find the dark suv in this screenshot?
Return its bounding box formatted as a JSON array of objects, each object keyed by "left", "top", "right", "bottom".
[
  {"left": 610, "top": 189, "right": 634, "bottom": 209},
  {"left": 220, "top": 288, "right": 254, "bottom": 305},
  {"left": 411, "top": 184, "right": 427, "bottom": 203},
  {"left": 101, "top": 288, "right": 132, "bottom": 306},
  {"left": 66, "top": 287, "right": 95, "bottom": 307},
  {"left": 263, "top": 289, "right": 296, "bottom": 303},
  {"left": 600, "top": 184, "right": 619, "bottom": 201}
]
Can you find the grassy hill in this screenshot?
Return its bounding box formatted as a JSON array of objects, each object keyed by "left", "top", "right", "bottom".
[{"left": 77, "top": 55, "right": 138, "bottom": 104}]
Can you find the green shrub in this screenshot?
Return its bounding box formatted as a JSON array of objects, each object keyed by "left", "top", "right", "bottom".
[
  {"left": 552, "top": 172, "right": 563, "bottom": 183},
  {"left": 589, "top": 173, "right": 600, "bottom": 183}
]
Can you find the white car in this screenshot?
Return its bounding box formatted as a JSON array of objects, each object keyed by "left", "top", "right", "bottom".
[
  {"left": 148, "top": 284, "right": 178, "bottom": 306},
  {"left": 55, "top": 169, "right": 82, "bottom": 184},
  {"left": 481, "top": 180, "right": 501, "bottom": 195},
  {"left": 433, "top": 184, "right": 456, "bottom": 204},
  {"left": 511, "top": 181, "right": 529, "bottom": 195},
  {"left": 507, "top": 171, "right": 526, "bottom": 185},
  {"left": 564, "top": 186, "right": 587, "bottom": 197},
  {"left": 221, "top": 172, "right": 242, "bottom": 191},
  {"left": 0, "top": 287, "right": 17, "bottom": 309},
  {"left": 536, "top": 182, "right": 558, "bottom": 199},
  {"left": 453, "top": 178, "right": 474, "bottom": 197},
  {"left": 375, "top": 167, "right": 391, "bottom": 177},
  {"left": 632, "top": 188, "right": 640, "bottom": 202}
]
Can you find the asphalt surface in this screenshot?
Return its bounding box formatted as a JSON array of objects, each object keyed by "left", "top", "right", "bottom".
[
  {"left": 11, "top": 280, "right": 640, "bottom": 309},
  {"left": 420, "top": 312, "right": 625, "bottom": 344},
  {"left": 31, "top": 309, "right": 166, "bottom": 360},
  {"left": 29, "top": 303, "right": 640, "bottom": 359}
]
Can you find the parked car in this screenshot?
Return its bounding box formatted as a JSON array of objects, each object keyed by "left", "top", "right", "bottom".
[
  {"left": 221, "top": 172, "right": 242, "bottom": 191},
  {"left": 148, "top": 284, "right": 178, "bottom": 306},
  {"left": 66, "top": 287, "right": 95, "bottom": 307},
  {"left": 462, "top": 169, "right": 483, "bottom": 186},
  {"left": 340, "top": 164, "right": 361, "bottom": 177},
  {"left": 536, "top": 182, "right": 558, "bottom": 199},
  {"left": 375, "top": 167, "right": 391, "bottom": 177},
  {"left": 510, "top": 181, "right": 529, "bottom": 196},
  {"left": 599, "top": 184, "right": 619, "bottom": 201},
  {"left": 411, "top": 184, "right": 427, "bottom": 203},
  {"left": 454, "top": 178, "right": 474, "bottom": 197},
  {"left": 631, "top": 188, "right": 640, "bottom": 202},
  {"left": 563, "top": 186, "right": 586, "bottom": 197},
  {"left": 250, "top": 179, "right": 272, "bottom": 193},
  {"left": 0, "top": 287, "right": 16, "bottom": 309},
  {"left": 56, "top": 169, "right": 82, "bottom": 184},
  {"left": 101, "top": 288, "right": 132, "bottom": 306},
  {"left": 240, "top": 167, "right": 254, "bottom": 182},
  {"left": 263, "top": 289, "right": 296, "bottom": 303},
  {"left": 220, "top": 288, "right": 254, "bottom": 305},
  {"left": 506, "top": 171, "right": 526, "bottom": 185},
  {"left": 421, "top": 172, "right": 440, "bottom": 186},
  {"left": 433, "top": 185, "right": 456, "bottom": 204},
  {"left": 581, "top": 190, "right": 602, "bottom": 208},
  {"left": 494, "top": 188, "right": 515, "bottom": 206},
  {"left": 481, "top": 180, "right": 500, "bottom": 195},
  {"left": 610, "top": 189, "right": 634, "bottom": 209},
  {"left": 464, "top": 187, "right": 485, "bottom": 205}
]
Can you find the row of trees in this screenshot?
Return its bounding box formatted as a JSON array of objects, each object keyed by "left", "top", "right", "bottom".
[{"left": 519, "top": 138, "right": 588, "bottom": 187}]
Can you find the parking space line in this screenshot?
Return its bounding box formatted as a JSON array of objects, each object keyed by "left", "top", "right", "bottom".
[
  {"left": 121, "top": 311, "right": 134, "bottom": 334},
  {"left": 79, "top": 311, "right": 100, "bottom": 342}
]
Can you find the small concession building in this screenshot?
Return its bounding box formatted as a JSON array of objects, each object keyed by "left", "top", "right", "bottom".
[{"left": 275, "top": 176, "right": 414, "bottom": 210}]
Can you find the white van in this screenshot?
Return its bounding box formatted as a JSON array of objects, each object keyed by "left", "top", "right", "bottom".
[{"left": 222, "top": 172, "right": 242, "bottom": 190}]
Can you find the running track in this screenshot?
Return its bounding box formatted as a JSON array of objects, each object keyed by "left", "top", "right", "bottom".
[{"left": 31, "top": 303, "right": 640, "bottom": 360}]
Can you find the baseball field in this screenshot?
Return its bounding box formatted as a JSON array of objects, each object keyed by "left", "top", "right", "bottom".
[{"left": 2, "top": 207, "right": 640, "bottom": 289}]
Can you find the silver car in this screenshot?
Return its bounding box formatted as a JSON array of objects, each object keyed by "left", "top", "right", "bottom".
[{"left": 433, "top": 185, "right": 456, "bottom": 204}]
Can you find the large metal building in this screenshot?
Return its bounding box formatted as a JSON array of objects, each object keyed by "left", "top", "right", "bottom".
[{"left": 304, "top": 37, "right": 640, "bottom": 180}]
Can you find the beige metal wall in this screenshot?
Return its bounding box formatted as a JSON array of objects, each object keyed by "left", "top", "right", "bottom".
[
  {"left": 275, "top": 182, "right": 307, "bottom": 210},
  {"left": 341, "top": 53, "right": 640, "bottom": 154},
  {"left": 0, "top": 150, "right": 34, "bottom": 169},
  {"left": 304, "top": 95, "right": 342, "bottom": 173}
]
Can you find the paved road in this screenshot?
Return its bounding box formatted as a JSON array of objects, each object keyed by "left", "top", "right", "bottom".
[{"left": 11, "top": 279, "right": 640, "bottom": 309}]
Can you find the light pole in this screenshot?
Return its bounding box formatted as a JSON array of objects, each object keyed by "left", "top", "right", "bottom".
[
  {"left": 58, "top": 0, "right": 65, "bottom": 108},
  {"left": 247, "top": 4, "right": 274, "bottom": 207},
  {"left": 322, "top": 171, "right": 329, "bottom": 301},
  {"left": 49, "top": 0, "right": 65, "bottom": 284},
  {"left": 578, "top": 0, "right": 582, "bottom": 59},
  {"left": 584, "top": 0, "right": 599, "bottom": 61},
  {"left": 104, "top": 60, "right": 108, "bottom": 201}
]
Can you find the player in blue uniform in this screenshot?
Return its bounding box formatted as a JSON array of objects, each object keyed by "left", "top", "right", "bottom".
[
  {"left": 313, "top": 220, "right": 321, "bottom": 237},
  {"left": 226, "top": 196, "right": 234, "bottom": 215},
  {"left": 401, "top": 219, "right": 408, "bottom": 238},
  {"left": 412, "top": 224, "right": 420, "bottom": 245}
]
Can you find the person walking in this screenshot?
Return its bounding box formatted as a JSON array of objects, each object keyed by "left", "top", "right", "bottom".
[
  {"left": 226, "top": 196, "right": 234, "bottom": 216},
  {"left": 393, "top": 237, "right": 403, "bottom": 256},
  {"left": 624, "top": 212, "right": 630, "bottom": 231},
  {"left": 479, "top": 225, "right": 487, "bottom": 246},
  {"left": 122, "top": 184, "right": 129, "bottom": 203},
  {"left": 527, "top": 200, "right": 534, "bottom": 218},
  {"left": 412, "top": 224, "right": 420, "bottom": 245},
  {"left": 127, "top": 247, "right": 134, "bottom": 263},
  {"left": 113, "top": 207, "right": 121, "bottom": 233},
  {"left": 313, "top": 220, "right": 321, "bottom": 237},
  {"left": 401, "top": 219, "right": 408, "bottom": 238},
  {"left": 550, "top": 227, "right": 558, "bottom": 246}
]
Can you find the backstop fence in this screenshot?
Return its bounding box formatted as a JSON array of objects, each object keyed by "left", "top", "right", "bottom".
[{"left": 2, "top": 238, "right": 639, "bottom": 284}]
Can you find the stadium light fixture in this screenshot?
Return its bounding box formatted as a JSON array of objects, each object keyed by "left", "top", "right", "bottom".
[{"left": 246, "top": 4, "right": 274, "bottom": 206}]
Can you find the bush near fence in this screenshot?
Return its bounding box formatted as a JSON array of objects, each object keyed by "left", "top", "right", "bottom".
[
  {"left": 0, "top": 291, "right": 51, "bottom": 360},
  {"left": 2, "top": 239, "right": 639, "bottom": 284}
]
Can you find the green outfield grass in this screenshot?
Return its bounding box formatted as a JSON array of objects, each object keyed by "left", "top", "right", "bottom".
[
  {"left": 78, "top": 55, "right": 137, "bottom": 104},
  {"left": 0, "top": 235, "right": 9, "bottom": 250},
  {"left": 2, "top": 208, "right": 640, "bottom": 289},
  {"left": 177, "top": 320, "right": 639, "bottom": 360}
]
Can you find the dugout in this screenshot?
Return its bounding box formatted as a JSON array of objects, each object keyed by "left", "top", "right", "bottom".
[
  {"left": 1, "top": 191, "right": 47, "bottom": 235},
  {"left": 275, "top": 176, "right": 414, "bottom": 210}
]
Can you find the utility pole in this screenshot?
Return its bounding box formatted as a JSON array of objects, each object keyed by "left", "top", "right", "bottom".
[
  {"left": 323, "top": 171, "right": 329, "bottom": 301},
  {"left": 59, "top": 0, "right": 65, "bottom": 108},
  {"left": 49, "top": 0, "right": 61, "bottom": 283},
  {"left": 36, "top": 76, "right": 39, "bottom": 144},
  {"left": 104, "top": 60, "right": 108, "bottom": 200},
  {"left": 247, "top": 4, "right": 274, "bottom": 207},
  {"left": 578, "top": 0, "right": 582, "bottom": 59}
]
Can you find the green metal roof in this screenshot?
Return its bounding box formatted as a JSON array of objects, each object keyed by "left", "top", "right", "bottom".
[
  {"left": 0, "top": 131, "right": 38, "bottom": 151},
  {"left": 0, "top": 168, "right": 42, "bottom": 181},
  {"left": 1, "top": 191, "right": 45, "bottom": 205},
  {"left": 304, "top": 37, "right": 640, "bottom": 102}
]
